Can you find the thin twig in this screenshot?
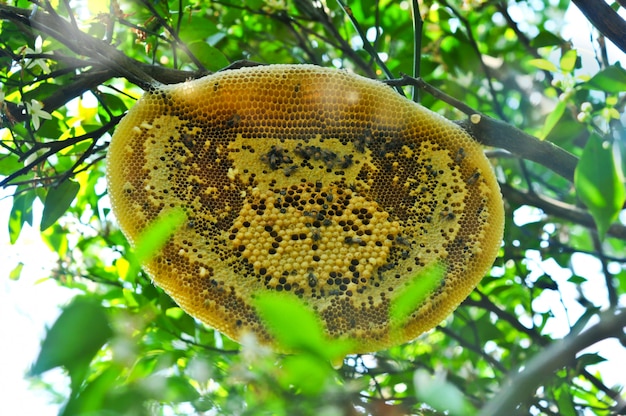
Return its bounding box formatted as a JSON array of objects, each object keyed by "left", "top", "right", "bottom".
[{"left": 335, "top": 0, "right": 400, "bottom": 90}]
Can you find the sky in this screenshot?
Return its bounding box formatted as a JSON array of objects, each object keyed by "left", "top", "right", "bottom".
[{"left": 1, "top": 2, "right": 625, "bottom": 415}]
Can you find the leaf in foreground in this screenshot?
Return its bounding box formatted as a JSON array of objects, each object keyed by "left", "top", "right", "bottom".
[
  {"left": 389, "top": 261, "right": 445, "bottom": 330},
  {"left": 254, "top": 292, "right": 354, "bottom": 360},
  {"left": 574, "top": 133, "right": 625, "bottom": 240},
  {"left": 30, "top": 297, "right": 112, "bottom": 390}
]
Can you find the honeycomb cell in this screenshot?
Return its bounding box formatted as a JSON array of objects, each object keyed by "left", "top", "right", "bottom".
[{"left": 106, "top": 64, "right": 504, "bottom": 353}]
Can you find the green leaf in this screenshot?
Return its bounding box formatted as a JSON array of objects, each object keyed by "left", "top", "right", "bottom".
[
  {"left": 576, "top": 353, "right": 607, "bottom": 367},
  {"left": 527, "top": 58, "right": 558, "bottom": 72},
  {"left": 554, "top": 384, "right": 577, "bottom": 416},
  {"left": 0, "top": 153, "right": 22, "bottom": 175},
  {"left": 539, "top": 99, "right": 567, "bottom": 140},
  {"left": 40, "top": 179, "right": 80, "bottom": 231},
  {"left": 574, "top": 134, "right": 626, "bottom": 240},
  {"left": 253, "top": 292, "right": 353, "bottom": 359},
  {"left": 124, "top": 208, "right": 186, "bottom": 281},
  {"left": 586, "top": 65, "right": 626, "bottom": 93},
  {"left": 254, "top": 292, "right": 326, "bottom": 354},
  {"left": 8, "top": 188, "right": 35, "bottom": 244},
  {"left": 99, "top": 93, "right": 128, "bottom": 113},
  {"left": 567, "top": 275, "right": 587, "bottom": 284},
  {"left": 414, "top": 369, "right": 476, "bottom": 416},
  {"left": 559, "top": 49, "right": 578, "bottom": 73},
  {"left": 60, "top": 366, "right": 130, "bottom": 416},
  {"left": 186, "top": 41, "right": 230, "bottom": 72},
  {"left": 530, "top": 31, "right": 564, "bottom": 48},
  {"left": 9, "top": 261, "right": 24, "bottom": 280},
  {"left": 41, "top": 222, "right": 69, "bottom": 259},
  {"left": 30, "top": 297, "right": 112, "bottom": 391},
  {"left": 279, "top": 355, "right": 332, "bottom": 396},
  {"left": 162, "top": 376, "right": 200, "bottom": 403},
  {"left": 389, "top": 261, "right": 445, "bottom": 330}
]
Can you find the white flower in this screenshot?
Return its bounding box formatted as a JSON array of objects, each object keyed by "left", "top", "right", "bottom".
[
  {"left": 22, "top": 36, "right": 51, "bottom": 74},
  {"left": 25, "top": 99, "right": 52, "bottom": 130}
]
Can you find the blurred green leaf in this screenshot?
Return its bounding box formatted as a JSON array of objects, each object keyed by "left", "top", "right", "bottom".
[
  {"left": 162, "top": 376, "right": 200, "bottom": 403},
  {"left": 576, "top": 353, "right": 607, "bottom": 367},
  {"left": 0, "top": 153, "right": 22, "bottom": 175},
  {"left": 390, "top": 261, "right": 444, "bottom": 330},
  {"left": 527, "top": 58, "right": 558, "bottom": 72},
  {"left": 40, "top": 179, "right": 80, "bottom": 231},
  {"left": 129, "top": 207, "right": 187, "bottom": 277},
  {"left": 414, "top": 369, "right": 476, "bottom": 416},
  {"left": 254, "top": 292, "right": 353, "bottom": 360},
  {"left": 560, "top": 49, "right": 578, "bottom": 73},
  {"left": 554, "top": 383, "right": 577, "bottom": 416},
  {"left": 530, "top": 31, "right": 564, "bottom": 48},
  {"left": 586, "top": 65, "right": 626, "bottom": 92},
  {"left": 187, "top": 42, "right": 230, "bottom": 72},
  {"left": 9, "top": 261, "right": 24, "bottom": 280},
  {"left": 540, "top": 99, "right": 567, "bottom": 140},
  {"left": 574, "top": 134, "right": 626, "bottom": 240},
  {"left": 30, "top": 297, "right": 112, "bottom": 391},
  {"left": 279, "top": 355, "right": 332, "bottom": 396},
  {"left": 8, "top": 188, "right": 35, "bottom": 244}
]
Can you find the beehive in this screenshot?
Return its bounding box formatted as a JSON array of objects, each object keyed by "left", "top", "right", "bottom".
[{"left": 106, "top": 64, "right": 504, "bottom": 353}]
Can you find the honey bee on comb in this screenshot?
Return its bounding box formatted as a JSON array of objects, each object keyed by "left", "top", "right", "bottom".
[{"left": 106, "top": 64, "right": 504, "bottom": 353}]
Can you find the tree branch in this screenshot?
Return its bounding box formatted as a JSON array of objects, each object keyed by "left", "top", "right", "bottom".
[
  {"left": 571, "top": 0, "right": 626, "bottom": 55},
  {"left": 500, "top": 182, "right": 626, "bottom": 240},
  {"left": 461, "top": 114, "right": 578, "bottom": 182},
  {"left": 479, "top": 308, "right": 626, "bottom": 416},
  {"left": 385, "top": 76, "right": 579, "bottom": 183}
]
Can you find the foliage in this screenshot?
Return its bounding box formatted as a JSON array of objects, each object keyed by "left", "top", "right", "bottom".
[{"left": 1, "top": 0, "right": 626, "bottom": 415}]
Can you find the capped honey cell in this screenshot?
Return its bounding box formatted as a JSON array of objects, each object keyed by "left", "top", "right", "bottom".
[{"left": 106, "top": 64, "right": 504, "bottom": 353}]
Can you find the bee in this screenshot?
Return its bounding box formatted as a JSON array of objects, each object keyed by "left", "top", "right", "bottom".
[
  {"left": 294, "top": 144, "right": 311, "bottom": 160},
  {"left": 440, "top": 209, "right": 456, "bottom": 221},
  {"left": 354, "top": 129, "right": 372, "bottom": 153},
  {"left": 345, "top": 236, "right": 364, "bottom": 245},
  {"left": 467, "top": 170, "right": 481, "bottom": 185},
  {"left": 308, "top": 272, "right": 318, "bottom": 288},
  {"left": 454, "top": 147, "right": 466, "bottom": 164},
  {"left": 395, "top": 236, "right": 410, "bottom": 246},
  {"left": 226, "top": 113, "right": 241, "bottom": 127},
  {"left": 181, "top": 133, "right": 194, "bottom": 150},
  {"left": 340, "top": 154, "right": 354, "bottom": 169},
  {"left": 320, "top": 149, "right": 337, "bottom": 166},
  {"left": 261, "top": 146, "right": 292, "bottom": 170},
  {"left": 311, "top": 229, "right": 321, "bottom": 241},
  {"left": 283, "top": 165, "right": 298, "bottom": 176}
]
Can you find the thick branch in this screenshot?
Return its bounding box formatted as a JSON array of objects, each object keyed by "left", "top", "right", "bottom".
[
  {"left": 571, "top": 0, "right": 626, "bottom": 55},
  {"left": 501, "top": 182, "right": 626, "bottom": 240},
  {"left": 479, "top": 308, "right": 626, "bottom": 416},
  {"left": 385, "top": 76, "right": 579, "bottom": 182},
  {"left": 460, "top": 115, "right": 578, "bottom": 182}
]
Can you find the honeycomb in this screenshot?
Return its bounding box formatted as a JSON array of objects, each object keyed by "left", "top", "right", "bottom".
[{"left": 106, "top": 64, "right": 504, "bottom": 353}]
